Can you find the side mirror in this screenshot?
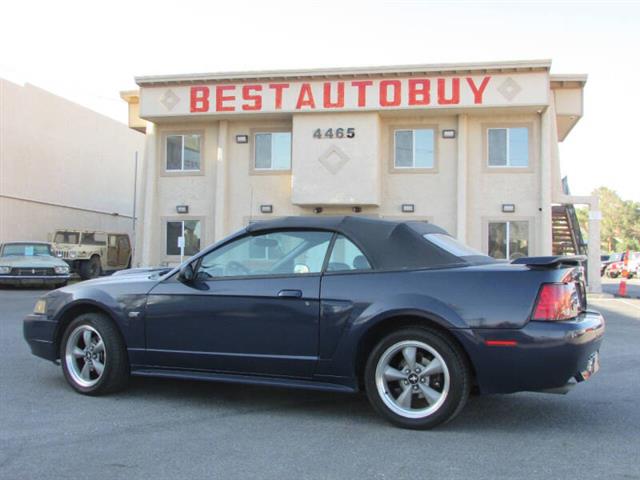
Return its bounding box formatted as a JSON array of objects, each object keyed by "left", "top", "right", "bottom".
[{"left": 178, "top": 263, "right": 195, "bottom": 283}]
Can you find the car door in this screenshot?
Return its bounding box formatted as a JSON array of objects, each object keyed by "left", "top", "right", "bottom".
[
  {"left": 143, "top": 229, "right": 333, "bottom": 378},
  {"left": 107, "top": 235, "right": 118, "bottom": 267},
  {"left": 117, "top": 236, "right": 130, "bottom": 266}
]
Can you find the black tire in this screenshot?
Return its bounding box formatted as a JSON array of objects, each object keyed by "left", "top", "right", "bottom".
[
  {"left": 79, "top": 256, "right": 102, "bottom": 280},
  {"left": 364, "top": 327, "right": 471, "bottom": 430},
  {"left": 60, "top": 313, "right": 129, "bottom": 395}
]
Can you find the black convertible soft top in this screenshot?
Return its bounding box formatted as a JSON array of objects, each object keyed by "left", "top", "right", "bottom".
[{"left": 246, "top": 216, "right": 476, "bottom": 270}]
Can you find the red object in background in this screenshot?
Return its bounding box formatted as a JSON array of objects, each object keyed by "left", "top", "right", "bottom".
[{"left": 618, "top": 280, "right": 628, "bottom": 297}]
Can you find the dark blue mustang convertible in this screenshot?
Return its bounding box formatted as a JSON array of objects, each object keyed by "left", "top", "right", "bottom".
[{"left": 24, "top": 217, "right": 604, "bottom": 429}]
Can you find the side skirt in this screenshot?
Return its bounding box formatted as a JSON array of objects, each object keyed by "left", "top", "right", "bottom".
[{"left": 131, "top": 367, "right": 358, "bottom": 394}]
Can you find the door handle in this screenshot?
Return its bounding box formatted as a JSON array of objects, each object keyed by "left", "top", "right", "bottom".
[{"left": 278, "top": 289, "right": 303, "bottom": 298}]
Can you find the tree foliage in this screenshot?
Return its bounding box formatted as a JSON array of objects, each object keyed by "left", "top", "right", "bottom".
[{"left": 576, "top": 187, "right": 640, "bottom": 253}]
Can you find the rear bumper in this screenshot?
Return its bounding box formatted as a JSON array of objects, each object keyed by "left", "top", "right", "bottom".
[
  {"left": 457, "top": 310, "right": 605, "bottom": 394},
  {"left": 23, "top": 314, "right": 59, "bottom": 361}
]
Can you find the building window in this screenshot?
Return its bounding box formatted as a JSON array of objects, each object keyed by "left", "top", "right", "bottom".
[
  {"left": 166, "top": 220, "right": 201, "bottom": 256},
  {"left": 488, "top": 221, "right": 529, "bottom": 260},
  {"left": 394, "top": 129, "right": 435, "bottom": 168},
  {"left": 254, "top": 132, "right": 291, "bottom": 170},
  {"left": 487, "top": 127, "right": 528, "bottom": 167},
  {"left": 166, "top": 134, "right": 201, "bottom": 171}
]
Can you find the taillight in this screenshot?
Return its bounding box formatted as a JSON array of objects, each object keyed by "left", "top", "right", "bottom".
[{"left": 532, "top": 283, "right": 580, "bottom": 321}]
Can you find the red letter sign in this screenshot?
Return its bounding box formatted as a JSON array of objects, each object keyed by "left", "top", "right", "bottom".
[
  {"left": 351, "top": 80, "right": 373, "bottom": 107},
  {"left": 379, "top": 80, "right": 401, "bottom": 107},
  {"left": 437, "top": 78, "right": 460, "bottom": 105},
  {"left": 216, "top": 85, "right": 236, "bottom": 112},
  {"left": 323, "top": 82, "right": 345, "bottom": 108},
  {"left": 269, "top": 83, "right": 289, "bottom": 110},
  {"left": 242, "top": 85, "right": 262, "bottom": 111},
  {"left": 190, "top": 86, "right": 210, "bottom": 112},
  {"left": 466, "top": 76, "right": 491, "bottom": 104},
  {"left": 296, "top": 83, "right": 316, "bottom": 109},
  {"left": 408, "top": 79, "right": 430, "bottom": 106}
]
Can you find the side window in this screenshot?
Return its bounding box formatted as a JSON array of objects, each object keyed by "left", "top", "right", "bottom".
[
  {"left": 254, "top": 132, "right": 292, "bottom": 170},
  {"left": 198, "top": 230, "right": 332, "bottom": 278},
  {"left": 488, "top": 221, "right": 529, "bottom": 260},
  {"left": 488, "top": 127, "right": 529, "bottom": 167},
  {"left": 326, "top": 235, "right": 372, "bottom": 272},
  {"left": 394, "top": 129, "right": 435, "bottom": 168},
  {"left": 166, "top": 134, "right": 201, "bottom": 171}
]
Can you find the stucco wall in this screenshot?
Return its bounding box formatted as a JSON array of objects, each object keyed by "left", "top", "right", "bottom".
[
  {"left": 146, "top": 109, "right": 546, "bottom": 265},
  {"left": 0, "top": 79, "right": 145, "bottom": 245}
]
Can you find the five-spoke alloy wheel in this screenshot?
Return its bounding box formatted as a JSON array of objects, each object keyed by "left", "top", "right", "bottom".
[
  {"left": 365, "top": 327, "right": 471, "bottom": 429},
  {"left": 65, "top": 325, "right": 106, "bottom": 388},
  {"left": 60, "top": 313, "right": 129, "bottom": 395}
]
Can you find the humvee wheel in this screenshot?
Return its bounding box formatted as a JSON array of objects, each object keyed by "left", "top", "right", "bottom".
[{"left": 79, "top": 255, "right": 102, "bottom": 280}]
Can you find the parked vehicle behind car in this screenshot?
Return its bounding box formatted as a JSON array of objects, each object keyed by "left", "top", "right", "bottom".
[
  {"left": 25, "top": 217, "right": 604, "bottom": 429},
  {"left": 52, "top": 230, "right": 132, "bottom": 280},
  {"left": 0, "top": 242, "right": 70, "bottom": 288},
  {"left": 600, "top": 254, "right": 611, "bottom": 276},
  {"left": 604, "top": 251, "right": 638, "bottom": 278}
]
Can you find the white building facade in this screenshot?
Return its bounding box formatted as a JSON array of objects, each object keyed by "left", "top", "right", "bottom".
[
  {"left": 124, "top": 60, "right": 601, "bottom": 292},
  {"left": 0, "top": 79, "right": 145, "bottom": 245}
]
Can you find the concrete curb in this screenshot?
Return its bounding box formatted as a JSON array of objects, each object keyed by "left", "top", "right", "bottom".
[{"left": 588, "top": 293, "right": 615, "bottom": 299}]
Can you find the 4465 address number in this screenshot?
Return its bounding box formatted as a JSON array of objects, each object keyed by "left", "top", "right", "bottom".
[{"left": 312, "top": 128, "right": 355, "bottom": 139}]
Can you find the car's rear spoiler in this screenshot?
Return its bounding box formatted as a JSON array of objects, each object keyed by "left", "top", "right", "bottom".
[{"left": 511, "top": 255, "right": 587, "bottom": 268}]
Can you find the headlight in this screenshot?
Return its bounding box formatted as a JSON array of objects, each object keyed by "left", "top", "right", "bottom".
[
  {"left": 0, "top": 266, "right": 10, "bottom": 275},
  {"left": 69, "top": 251, "right": 77, "bottom": 259},
  {"left": 55, "top": 251, "right": 63, "bottom": 258},
  {"left": 33, "top": 299, "right": 47, "bottom": 315},
  {"left": 54, "top": 265, "right": 70, "bottom": 274}
]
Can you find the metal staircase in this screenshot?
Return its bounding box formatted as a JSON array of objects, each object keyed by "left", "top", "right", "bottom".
[{"left": 552, "top": 177, "right": 587, "bottom": 256}]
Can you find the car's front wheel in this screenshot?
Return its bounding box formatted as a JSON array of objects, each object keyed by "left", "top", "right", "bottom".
[
  {"left": 364, "top": 327, "right": 471, "bottom": 429},
  {"left": 60, "top": 313, "right": 129, "bottom": 395}
]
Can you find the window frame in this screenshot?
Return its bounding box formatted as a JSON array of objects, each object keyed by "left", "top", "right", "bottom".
[
  {"left": 388, "top": 123, "right": 439, "bottom": 174},
  {"left": 184, "top": 229, "right": 376, "bottom": 281},
  {"left": 163, "top": 217, "right": 204, "bottom": 260},
  {"left": 485, "top": 219, "right": 531, "bottom": 260},
  {"left": 482, "top": 122, "right": 535, "bottom": 173},
  {"left": 161, "top": 131, "right": 204, "bottom": 176},
  {"left": 393, "top": 128, "right": 436, "bottom": 170},
  {"left": 193, "top": 229, "right": 334, "bottom": 280},
  {"left": 251, "top": 130, "right": 292, "bottom": 173}
]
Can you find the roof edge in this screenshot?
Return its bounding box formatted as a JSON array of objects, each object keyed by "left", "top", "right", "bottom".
[{"left": 135, "top": 59, "right": 552, "bottom": 86}]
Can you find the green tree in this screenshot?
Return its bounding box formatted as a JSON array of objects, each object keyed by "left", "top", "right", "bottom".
[{"left": 576, "top": 187, "right": 640, "bottom": 253}]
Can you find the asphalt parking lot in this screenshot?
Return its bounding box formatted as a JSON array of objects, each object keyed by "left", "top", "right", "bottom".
[{"left": 1, "top": 288, "right": 639, "bottom": 480}]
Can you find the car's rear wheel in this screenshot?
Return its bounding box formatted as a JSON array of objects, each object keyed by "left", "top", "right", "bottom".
[
  {"left": 364, "top": 327, "right": 471, "bottom": 429},
  {"left": 60, "top": 313, "right": 129, "bottom": 395}
]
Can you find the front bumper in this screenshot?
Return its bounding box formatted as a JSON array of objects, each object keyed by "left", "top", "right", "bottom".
[
  {"left": 0, "top": 275, "right": 70, "bottom": 286},
  {"left": 23, "top": 313, "right": 59, "bottom": 361},
  {"left": 457, "top": 310, "right": 605, "bottom": 394}
]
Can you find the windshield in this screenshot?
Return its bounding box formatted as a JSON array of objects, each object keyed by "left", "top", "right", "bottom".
[
  {"left": 54, "top": 231, "right": 80, "bottom": 244},
  {"left": 423, "top": 233, "right": 487, "bottom": 258},
  {"left": 1, "top": 243, "right": 52, "bottom": 257}
]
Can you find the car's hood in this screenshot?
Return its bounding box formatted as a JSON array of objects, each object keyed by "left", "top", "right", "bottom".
[
  {"left": 66, "top": 271, "right": 167, "bottom": 289},
  {"left": 0, "top": 255, "right": 68, "bottom": 268}
]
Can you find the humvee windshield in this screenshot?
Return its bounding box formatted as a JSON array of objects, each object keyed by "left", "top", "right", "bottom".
[{"left": 54, "top": 231, "right": 80, "bottom": 244}]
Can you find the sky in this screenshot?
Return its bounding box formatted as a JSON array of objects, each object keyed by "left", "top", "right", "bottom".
[{"left": 1, "top": 0, "right": 639, "bottom": 201}]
